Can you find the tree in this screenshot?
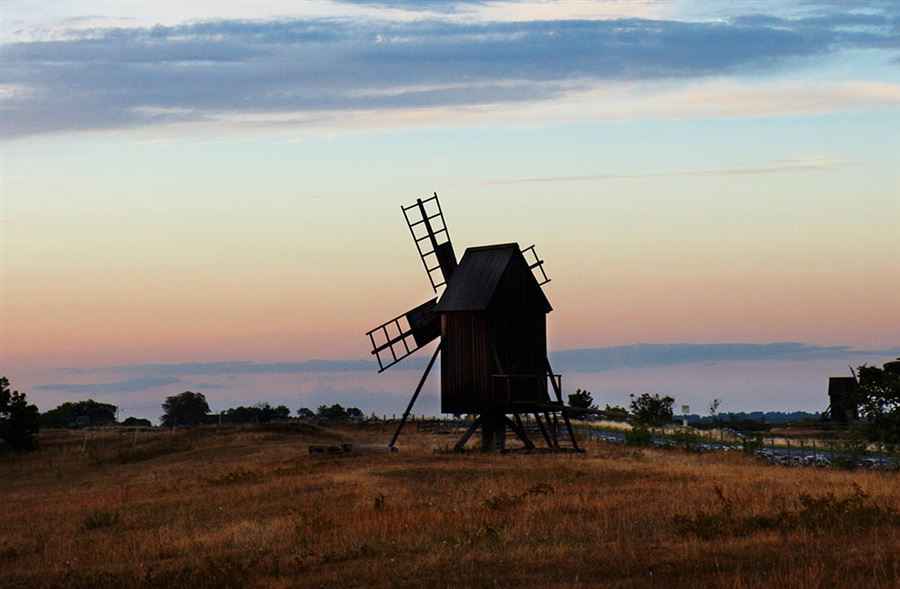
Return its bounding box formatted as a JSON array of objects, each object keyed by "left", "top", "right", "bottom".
[
  {"left": 221, "top": 403, "right": 293, "bottom": 424},
  {"left": 855, "top": 358, "right": 900, "bottom": 444},
  {"left": 708, "top": 398, "right": 722, "bottom": 424},
  {"left": 629, "top": 393, "right": 674, "bottom": 426},
  {"left": 567, "top": 388, "right": 594, "bottom": 418},
  {"left": 0, "top": 377, "right": 40, "bottom": 451},
  {"left": 316, "top": 404, "right": 347, "bottom": 422},
  {"left": 122, "top": 417, "right": 153, "bottom": 427},
  {"left": 602, "top": 404, "right": 630, "bottom": 421},
  {"left": 161, "top": 391, "right": 210, "bottom": 427},
  {"left": 297, "top": 407, "right": 315, "bottom": 420},
  {"left": 41, "top": 400, "right": 117, "bottom": 428},
  {"left": 315, "top": 404, "right": 365, "bottom": 423}
]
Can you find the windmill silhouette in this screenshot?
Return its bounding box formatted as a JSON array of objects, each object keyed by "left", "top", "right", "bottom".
[{"left": 366, "top": 193, "right": 579, "bottom": 452}]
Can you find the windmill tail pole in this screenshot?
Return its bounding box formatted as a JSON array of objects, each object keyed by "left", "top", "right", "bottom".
[{"left": 389, "top": 342, "right": 441, "bottom": 450}]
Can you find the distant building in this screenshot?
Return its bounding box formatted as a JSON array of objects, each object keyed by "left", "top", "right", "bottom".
[{"left": 826, "top": 377, "right": 858, "bottom": 425}]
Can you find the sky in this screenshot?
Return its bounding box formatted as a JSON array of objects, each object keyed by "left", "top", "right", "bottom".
[{"left": 1, "top": 0, "right": 898, "bottom": 421}]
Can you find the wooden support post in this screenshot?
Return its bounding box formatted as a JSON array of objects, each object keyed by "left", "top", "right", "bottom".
[
  {"left": 533, "top": 413, "right": 552, "bottom": 447},
  {"left": 454, "top": 416, "right": 482, "bottom": 452},
  {"left": 546, "top": 359, "right": 580, "bottom": 451},
  {"left": 544, "top": 411, "right": 559, "bottom": 448},
  {"left": 505, "top": 415, "right": 535, "bottom": 450},
  {"left": 481, "top": 411, "right": 505, "bottom": 452},
  {"left": 389, "top": 343, "right": 441, "bottom": 449}
]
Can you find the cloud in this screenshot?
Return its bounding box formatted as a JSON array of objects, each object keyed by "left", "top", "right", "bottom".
[
  {"left": 480, "top": 156, "right": 856, "bottom": 186},
  {"left": 2, "top": 6, "right": 898, "bottom": 138},
  {"left": 34, "top": 376, "right": 183, "bottom": 394},
  {"left": 548, "top": 343, "right": 900, "bottom": 373},
  {"left": 46, "top": 343, "right": 899, "bottom": 382}
]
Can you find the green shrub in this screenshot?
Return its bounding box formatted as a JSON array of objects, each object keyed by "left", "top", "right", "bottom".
[{"left": 624, "top": 424, "right": 652, "bottom": 446}]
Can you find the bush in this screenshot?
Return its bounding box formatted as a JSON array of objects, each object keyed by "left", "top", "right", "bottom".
[
  {"left": 624, "top": 424, "right": 652, "bottom": 446},
  {"left": 629, "top": 393, "right": 674, "bottom": 426},
  {"left": 567, "top": 389, "right": 594, "bottom": 418},
  {"left": 0, "top": 377, "right": 39, "bottom": 452}
]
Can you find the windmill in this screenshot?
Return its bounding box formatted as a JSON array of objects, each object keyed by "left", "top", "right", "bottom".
[{"left": 365, "top": 193, "right": 579, "bottom": 452}]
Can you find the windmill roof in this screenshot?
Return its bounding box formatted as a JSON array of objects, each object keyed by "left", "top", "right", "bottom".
[{"left": 435, "top": 243, "right": 551, "bottom": 312}]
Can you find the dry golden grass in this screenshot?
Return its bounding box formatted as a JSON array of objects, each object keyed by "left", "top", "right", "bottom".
[{"left": 1, "top": 423, "right": 898, "bottom": 588}]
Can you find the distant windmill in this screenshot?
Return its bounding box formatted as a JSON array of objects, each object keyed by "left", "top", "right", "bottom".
[{"left": 366, "top": 193, "right": 579, "bottom": 452}]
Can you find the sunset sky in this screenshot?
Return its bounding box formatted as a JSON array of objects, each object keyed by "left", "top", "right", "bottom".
[{"left": 2, "top": 0, "right": 898, "bottom": 420}]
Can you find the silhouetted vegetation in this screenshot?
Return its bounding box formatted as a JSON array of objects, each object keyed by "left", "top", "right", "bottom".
[
  {"left": 161, "top": 391, "right": 210, "bottom": 427},
  {"left": 624, "top": 424, "right": 652, "bottom": 446},
  {"left": 602, "top": 404, "right": 630, "bottom": 421},
  {"left": 221, "top": 403, "right": 291, "bottom": 424},
  {"left": 0, "top": 377, "right": 39, "bottom": 452},
  {"left": 121, "top": 417, "right": 153, "bottom": 427},
  {"left": 40, "top": 399, "right": 117, "bottom": 428},
  {"left": 856, "top": 358, "right": 900, "bottom": 444},
  {"left": 567, "top": 388, "right": 594, "bottom": 418},
  {"left": 296, "top": 407, "right": 315, "bottom": 420},
  {"left": 315, "top": 404, "right": 364, "bottom": 423},
  {"left": 629, "top": 392, "right": 674, "bottom": 426}
]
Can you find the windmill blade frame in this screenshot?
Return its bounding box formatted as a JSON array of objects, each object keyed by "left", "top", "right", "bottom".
[
  {"left": 366, "top": 298, "right": 440, "bottom": 372},
  {"left": 521, "top": 244, "right": 550, "bottom": 286},
  {"left": 402, "top": 192, "right": 457, "bottom": 293}
]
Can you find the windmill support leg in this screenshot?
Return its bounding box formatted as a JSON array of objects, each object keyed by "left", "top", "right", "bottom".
[
  {"left": 533, "top": 412, "right": 552, "bottom": 447},
  {"left": 544, "top": 411, "right": 559, "bottom": 448},
  {"left": 389, "top": 343, "right": 441, "bottom": 450},
  {"left": 505, "top": 415, "right": 534, "bottom": 450},
  {"left": 454, "top": 416, "right": 482, "bottom": 452},
  {"left": 547, "top": 359, "right": 580, "bottom": 452}
]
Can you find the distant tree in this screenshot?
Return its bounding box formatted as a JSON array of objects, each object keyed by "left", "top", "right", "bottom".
[
  {"left": 602, "top": 404, "right": 630, "bottom": 421},
  {"left": 708, "top": 398, "right": 722, "bottom": 424},
  {"left": 0, "top": 377, "right": 40, "bottom": 451},
  {"left": 629, "top": 393, "right": 674, "bottom": 426},
  {"left": 314, "top": 404, "right": 365, "bottom": 423},
  {"left": 40, "top": 400, "right": 117, "bottom": 428},
  {"left": 297, "top": 407, "right": 315, "bottom": 420},
  {"left": 222, "top": 403, "right": 293, "bottom": 424},
  {"left": 270, "top": 405, "right": 291, "bottom": 421},
  {"left": 567, "top": 388, "right": 594, "bottom": 418},
  {"left": 856, "top": 358, "right": 900, "bottom": 444},
  {"left": 316, "top": 404, "right": 347, "bottom": 422},
  {"left": 39, "top": 403, "right": 75, "bottom": 428},
  {"left": 122, "top": 417, "right": 152, "bottom": 427},
  {"left": 161, "top": 391, "right": 210, "bottom": 427}
]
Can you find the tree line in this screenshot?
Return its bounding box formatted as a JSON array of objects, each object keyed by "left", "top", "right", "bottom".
[
  {"left": 3, "top": 357, "right": 898, "bottom": 452},
  {"left": 0, "top": 379, "right": 366, "bottom": 453}
]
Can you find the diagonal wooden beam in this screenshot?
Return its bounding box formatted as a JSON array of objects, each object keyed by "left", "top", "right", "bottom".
[
  {"left": 389, "top": 342, "right": 441, "bottom": 449},
  {"left": 453, "top": 416, "right": 482, "bottom": 452}
]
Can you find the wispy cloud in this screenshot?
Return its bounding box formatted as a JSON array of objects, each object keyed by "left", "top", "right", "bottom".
[
  {"left": 548, "top": 343, "right": 899, "bottom": 373},
  {"left": 2, "top": 5, "right": 897, "bottom": 138},
  {"left": 34, "top": 376, "right": 183, "bottom": 394},
  {"left": 479, "top": 156, "right": 856, "bottom": 186},
  {"left": 43, "top": 343, "right": 899, "bottom": 386}
]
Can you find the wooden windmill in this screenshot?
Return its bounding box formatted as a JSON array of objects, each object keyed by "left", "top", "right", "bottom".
[{"left": 366, "top": 193, "right": 579, "bottom": 452}]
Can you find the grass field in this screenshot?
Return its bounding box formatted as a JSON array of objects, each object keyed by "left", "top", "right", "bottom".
[{"left": 1, "top": 423, "right": 898, "bottom": 588}]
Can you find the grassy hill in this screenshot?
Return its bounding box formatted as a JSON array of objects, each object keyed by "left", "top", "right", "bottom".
[{"left": 1, "top": 424, "right": 898, "bottom": 588}]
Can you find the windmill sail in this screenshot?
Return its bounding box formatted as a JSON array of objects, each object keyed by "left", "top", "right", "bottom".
[
  {"left": 366, "top": 298, "right": 440, "bottom": 372},
  {"left": 402, "top": 193, "right": 457, "bottom": 292},
  {"left": 521, "top": 244, "right": 550, "bottom": 286}
]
